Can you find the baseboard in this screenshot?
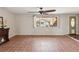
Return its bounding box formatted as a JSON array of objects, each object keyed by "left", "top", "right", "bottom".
[{"left": 15, "top": 35, "right": 65, "bottom": 37}]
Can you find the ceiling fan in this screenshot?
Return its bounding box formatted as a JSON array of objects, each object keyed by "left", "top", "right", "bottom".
[{"left": 28, "top": 7, "right": 56, "bottom": 14}]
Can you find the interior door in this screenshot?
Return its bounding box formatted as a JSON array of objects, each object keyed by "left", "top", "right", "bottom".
[{"left": 69, "top": 16, "right": 76, "bottom": 35}]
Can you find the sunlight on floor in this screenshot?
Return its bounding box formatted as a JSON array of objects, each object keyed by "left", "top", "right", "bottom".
[{"left": 32, "top": 40, "right": 58, "bottom": 52}]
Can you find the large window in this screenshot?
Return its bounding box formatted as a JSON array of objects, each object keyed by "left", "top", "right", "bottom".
[{"left": 34, "top": 16, "right": 58, "bottom": 28}]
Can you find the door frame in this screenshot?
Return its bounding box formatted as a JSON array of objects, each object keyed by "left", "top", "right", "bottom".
[{"left": 69, "top": 16, "right": 76, "bottom": 35}]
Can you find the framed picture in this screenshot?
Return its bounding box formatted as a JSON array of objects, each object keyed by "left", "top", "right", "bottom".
[{"left": 0, "top": 17, "right": 4, "bottom": 28}]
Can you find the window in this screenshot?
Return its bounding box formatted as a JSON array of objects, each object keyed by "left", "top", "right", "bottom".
[
  {"left": 34, "top": 16, "right": 58, "bottom": 28},
  {"left": 71, "top": 18, "right": 75, "bottom": 27}
]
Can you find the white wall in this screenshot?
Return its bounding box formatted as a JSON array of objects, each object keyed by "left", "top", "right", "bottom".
[
  {"left": 0, "top": 8, "right": 16, "bottom": 38},
  {"left": 0, "top": 8, "right": 79, "bottom": 37},
  {"left": 77, "top": 15, "right": 79, "bottom": 34},
  {"left": 76, "top": 15, "right": 79, "bottom": 34},
  {"left": 15, "top": 14, "right": 79, "bottom": 35}
]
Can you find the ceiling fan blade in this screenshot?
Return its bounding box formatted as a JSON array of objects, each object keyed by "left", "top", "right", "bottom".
[
  {"left": 27, "top": 11, "right": 39, "bottom": 13},
  {"left": 44, "top": 10, "right": 56, "bottom": 12}
]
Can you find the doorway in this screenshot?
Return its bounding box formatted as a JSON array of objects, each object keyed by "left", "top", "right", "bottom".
[{"left": 69, "top": 16, "right": 76, "bottom": 38}]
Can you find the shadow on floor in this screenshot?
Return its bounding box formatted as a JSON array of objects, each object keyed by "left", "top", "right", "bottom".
[{"left": 69, "top": 34, "right": 79, "bottom": 40}]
